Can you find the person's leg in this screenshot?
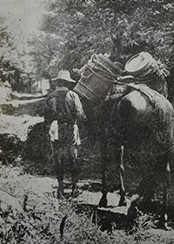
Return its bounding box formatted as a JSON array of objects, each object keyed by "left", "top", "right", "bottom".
[
  {"left": 71, "top": 123, "right": 81, "bottom": 195},
  {"left": 70, "top": 145, "right": 79, "bottom": 195},
  {"left": 53, "top": 141, "right": 64, "bottom": 198},
  {"left": 63, "top": 123, "right": 80, "bottom": 195}
]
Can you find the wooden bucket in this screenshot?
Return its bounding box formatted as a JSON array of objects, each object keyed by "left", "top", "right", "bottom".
[
  {"left": 125, "top": 52, "right": 168, "bottom": 97},
  {"left": 125, "top": 52, "right": 161, "bottom": 80},
  {"left": 74, "top": 54, "right": 122, "bottom": 107}
]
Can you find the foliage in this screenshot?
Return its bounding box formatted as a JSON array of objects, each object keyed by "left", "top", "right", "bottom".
[
  {"left": 0, "top": 26, "right": 36, "bottom": 93},
  {"left": 0, "top": 134, "right": 23, "bottom": 165},
  {"left": 33, "top": 0, "right": 174, "bottom": 81},
  {"left": 0, "top": 54, "right": 35, "bottom": 93},
  {"left": 0, "top": 27, "right": 12, "bottom": 49}
]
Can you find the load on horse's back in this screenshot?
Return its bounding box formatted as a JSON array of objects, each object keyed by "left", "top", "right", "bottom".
[
  {"left": 124, "top": 52, "right": 169, "bottom": 97},
  {"left": 73, "top": 54, "right": 123, "bottom": 120}
]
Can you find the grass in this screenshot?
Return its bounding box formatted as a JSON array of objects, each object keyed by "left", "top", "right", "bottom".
[{"left": 1, "top": 165, "right": 174, "bottom": 244}]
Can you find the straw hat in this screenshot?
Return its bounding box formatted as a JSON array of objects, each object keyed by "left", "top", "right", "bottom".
[{"left": 52, "top": 70, "right": 76, "bottom": 83}]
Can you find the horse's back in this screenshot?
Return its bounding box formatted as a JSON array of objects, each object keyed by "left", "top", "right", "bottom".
[{"left": 118, "top": 85, "right": 174, "bottom": 141}]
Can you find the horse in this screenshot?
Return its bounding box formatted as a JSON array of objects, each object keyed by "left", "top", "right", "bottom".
[{"left": 98, "top": 83, "right": 174, "bottom": 229}]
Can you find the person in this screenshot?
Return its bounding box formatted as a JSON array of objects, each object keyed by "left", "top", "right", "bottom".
[{"left": 45, "top": 70, "right": 87, "bottom": 198}]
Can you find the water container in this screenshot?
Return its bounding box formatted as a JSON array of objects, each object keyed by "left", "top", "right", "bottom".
[
  {"left": 125, "top": 52, "right": 168, "bottom": 97},
  {"left": 74, "top": 54, "right": 122, "bottom": 107},
  {"left": 125, "top": 52, "right": 160, "bottom": 78}
]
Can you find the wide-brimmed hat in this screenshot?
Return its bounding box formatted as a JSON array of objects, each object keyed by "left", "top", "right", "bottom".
[{"left": 52, "top": 70, "right": 76, "bottom": 83}]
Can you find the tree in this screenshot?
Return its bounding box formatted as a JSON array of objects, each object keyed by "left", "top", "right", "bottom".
[
  {"left": 33, "top": 0, "right": 174, "bottom": 81},
  {"left": 0, "top": 26, "right": 37, "bottom": 93}
]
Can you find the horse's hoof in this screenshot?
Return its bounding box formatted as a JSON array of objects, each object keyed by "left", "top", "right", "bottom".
[
  {"left": 164, "top": 225, "right": 173, "bottom": 231},
  {"left": 118, "top": 199, "right": 127, "bottom": 206},
  {"left": 159, "top": 223, "right": 173, "bottom": 231},
  {"left": 156, "top": 220, "right": 173, "bottom": 231},
  {"left": 99, "top": 198, "right": 108, "bottom": 208},
  {"left": 156, "top": 214, "right": 173, "bottom": 231},
  {"left": 71, "top": 189, "right": 81, "bottom": 197}
]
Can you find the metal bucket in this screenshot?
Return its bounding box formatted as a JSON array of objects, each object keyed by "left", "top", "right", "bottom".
[{"left": 74, "top": 54, "right": 122, "bottom": 106}]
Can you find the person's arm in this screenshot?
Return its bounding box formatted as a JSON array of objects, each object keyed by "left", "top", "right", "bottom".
[{"left": 65, "top": 91, "right": 87, "bottom": 122}]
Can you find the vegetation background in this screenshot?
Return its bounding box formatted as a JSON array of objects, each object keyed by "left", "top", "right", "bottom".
[
  {"left": 1, "top": 0, "right": 174, "bottom": 92},
  {"left": 1, "top": 0, "right": 174, "bottom": 243}
]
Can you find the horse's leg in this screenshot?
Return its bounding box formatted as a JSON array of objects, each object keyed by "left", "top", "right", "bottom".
[
  {"left": 159, "top": 161, "right": 172, "bottom": 230},
  {"left": 99, "top": 137, "right": 108, "bottom": 208},
  {"left": 99, "top": 160, "right": 108, "bottom": 207},
  {"left": 118, "top": 145, "right": 127, "bottom": 206}
]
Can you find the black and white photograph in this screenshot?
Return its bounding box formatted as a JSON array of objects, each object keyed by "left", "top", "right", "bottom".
[{"left": 1, "top": 0, "right": 174, "bottom": 243}]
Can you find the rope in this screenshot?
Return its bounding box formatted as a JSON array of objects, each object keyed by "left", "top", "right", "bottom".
[
  {"left": 91, "top": 54, "right": 123, "bottom": 74},
  {"left": 136, "top": 73, "right": 165, "bottom": 83},
  {"left": 112, "top": 80, "right": 155, "bottom": 104},
  {"left": 112, "top": 79, "right": 169, "bottom": 108}
]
